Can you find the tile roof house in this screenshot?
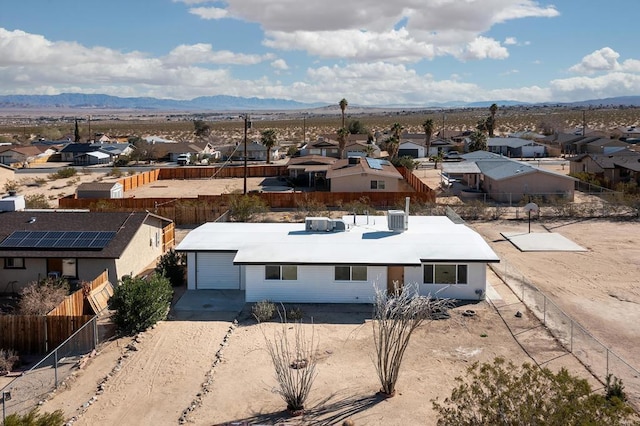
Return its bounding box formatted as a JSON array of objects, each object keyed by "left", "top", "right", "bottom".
[
  {"left": 0, "top": 145, "right": 50, "bottom": 166},
  {"left": 569, "top": 151, "right": 640, "bottom": 186},
  {"left": 442, "top": 151, "right": 576, "bottom": 203},
  {"left": 176, "top": 213, "right": 500, "bottom": 302},
  {"left": 286, "top": 155, "right": 336, "bottom": 189},
  {"left": 326, "top": 157, "right": 404, "bottom": 192},
  {"left": 299, "top": 137, "right": 340, "bottom": 158},
  {"left": 0, "top": 211, "right": 174, "bottom": 292}
]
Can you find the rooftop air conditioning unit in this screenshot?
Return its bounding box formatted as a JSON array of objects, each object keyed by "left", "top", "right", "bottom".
[
  {"left": 387, "top": 210, "right": 406, "bottom": 232},
  {"left": 0, "top": 194, "right": 26, "bottom": 212},
  {"left": 305, "top": 217, "right": 333, "bottom": 232},
  {"left": 330, "top": 219, "right": 350, "bottom": 232}
]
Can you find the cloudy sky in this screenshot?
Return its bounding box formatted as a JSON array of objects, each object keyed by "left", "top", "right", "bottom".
[{"left": 1, "top": 0, "right": 639, "bottom": 106}]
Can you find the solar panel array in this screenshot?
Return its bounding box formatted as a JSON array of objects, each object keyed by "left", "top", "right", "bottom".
[
  {"left": 0, "top": 230, "right": 116, "bottom": 249},
  {"left": 365, "top": 158, "right": 391, "bottom": 170}
]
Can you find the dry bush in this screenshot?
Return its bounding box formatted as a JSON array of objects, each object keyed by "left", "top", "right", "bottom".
[
  {"left": 0, "top": 349, "right": 19, "bottom": 374},
  {"left": 262, "top": 315, "right": 318, "bottom": 413},
  {"left": 18, "top": 278, "right": 69, "bottom": 315},
  {"left": 372, "top": 284, "right": 453, "bottom": 396}
]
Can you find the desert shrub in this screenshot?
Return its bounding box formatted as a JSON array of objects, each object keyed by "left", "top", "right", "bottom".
[
  {"left": 296, "top": 198, "right": 329, "bottom": 217},
  {"left": 113, "top": 156, "right": 130, "bottom": 167},
  {"left": 605, "top": 374, "right": 627, "bottom": 402},
  {"left": 24, "top": 193, "right": 51, "bottom": 209},
  {"left": 228, "top": 194, "right": 268, "bottom": 222},
  {"left": 48, "top": 167, "right": 77, "bottom": 180},
  {"left": 0, "top": 349, "right": 19, "bottom": 374},
  {"left": 4, "top": 179, "right": 19, "bottom": 192},
  {"left": 18, "top": 278, "right": 69, "bottom": 315},
  {"left": 155, "top": 249, "right": 186, "bottom": 287},
  {"left": 3, "top": 408, "right": 65, "bottom": 426},
  {"left": 342, "top": 196, "right": 376, "bottom": 215},
  {"left": 108, "top": 167, "right": 124, "bottom": 178},
  {"left": 109, "top": 274, "right": 173, "bottom": 335},
  {"left": 391, "top": 155, "right": 418, "bottom": 171},
  {"left": 33, "top": 177, "right": 47, "bottom": 187},
  {"left": 252, "top": 300, "right": 276, "bottom": 322},
  {"left": 286, "top": 306, "right": 304, "bottom": 321},
  {"left": 432, "top": 357, "right": 635, "bottom": 426}
]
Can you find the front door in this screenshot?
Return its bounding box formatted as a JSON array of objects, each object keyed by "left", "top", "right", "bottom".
[{"left": 387, "top": 266, "right": 404, "bottom": 294}]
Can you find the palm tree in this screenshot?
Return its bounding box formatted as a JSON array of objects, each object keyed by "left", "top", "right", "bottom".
[
  {"left": 468, "top": 130, "right": 488, "bottom": 152},
  {"left": 363, "top": 144, "right": 376, "bottom": 158},
  {"left": 339, "top": 98, "right": 348, "bottom": 129},
  {"left": 261, "top": 129, "right": 278, "bottom": 164},
  {"left": 489, "top": 103, "right": 498, "bottom": 137},
  {"left": 337, "top": 127, "right": 349, "bottom": 159},
  {"left": 422, "top": 118, "right": 434, "bottom": 157}
]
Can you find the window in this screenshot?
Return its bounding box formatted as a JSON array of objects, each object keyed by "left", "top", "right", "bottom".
[
  {"left": 370, "top": 180, "right": 386, "bottom": 190},
  {"left": 423, "top": 264, "right": 468, "bottom": 285},
  {"left": 265, "top": 265, "right": 297, "bottom": 281},
  {"left": 62, "top": 258, "right": 77, "bottom": 278},
  {"left": 335, "top": 266, "right": 367, "bottom": 281},
  {"left": 4, "top": 258, "right": 25, "bottom": 269}
]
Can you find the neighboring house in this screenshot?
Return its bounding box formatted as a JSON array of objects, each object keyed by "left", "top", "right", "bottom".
[
  {"left": 74, "top": 151, "right": 111, "bottom": 166},
  {"left": 442, "top": 151, "right": 575, "bottom": 203},
  {"left": 144, "top": 135, "right": 177, "bottom": 144},
  {"left": 398, "top": 141, "right": 426, "bottom": 158},
  {"left": 569, "top": 151, "right": 640, "bottom": 186},
  {"left": 0, "top": 211, "right": 174, "bottom": 292},
  {"left": 158, "top": 141, "right": 217, "bottom": 162},
  {"left": 286, "top": 155, "right": 336, "bottom": 189},
  {"left": 0, "top": 145, "right": 49, "bottom": 166},
  {"left": 0, "top": 164, "right": 15, "bottom": 189},
  {"left": 345, "top": 140, "right": 382, "bottom": 158},
  {"left": 176, "top": 213, "right": 500, "bottom": 302},
  {"left": 59, "top": 143, "right": 97, "bottom": 162},
  {"left": 487, "top": 138, "right": 546, "bottom": 158},
  {"left": 576, "top": 138, "right": 630, "bottom": 155},
  {"left": 226, "top": 141, "right": 278, "bottom": 162},
  {"left": 299, "top": 138, "right": 340, "bottom": 158},
  {"left": 536, "top": 132, "right": 586, "bottom": 156},
  {"left": 94, "top": 143, "right": 135, "bottom": 158},
  {"left": 76, "top": 182, "right": 124, "bottom": 199},
  {"left": 326, "top": 157, "right": 404, "bottom": 192},
  {"left": 611, "top": 126, "right": 640, "bottom": 140}
]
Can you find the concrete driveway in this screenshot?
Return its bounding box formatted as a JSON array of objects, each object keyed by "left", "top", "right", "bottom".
[{"left": 171, "top": 290, "right": 246, "bottom": 321}]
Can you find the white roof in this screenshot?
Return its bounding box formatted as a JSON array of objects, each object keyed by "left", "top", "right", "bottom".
[{"left": 176, "top": 215, "right": 499, "bottom": 265}]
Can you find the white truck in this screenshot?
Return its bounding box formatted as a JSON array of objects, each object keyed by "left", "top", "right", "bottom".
[{"left": 176, "top": 154, "right": 191, "bottom": 166}]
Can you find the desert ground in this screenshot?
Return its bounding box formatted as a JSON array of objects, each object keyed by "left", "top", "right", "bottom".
[{"left": 6, "top": 161, "right": 639, "bottom": 423}]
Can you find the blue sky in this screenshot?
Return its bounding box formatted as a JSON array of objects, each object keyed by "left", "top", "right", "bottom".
[{"left": 1, "top": 0, "right": 639, "bottom": 106}]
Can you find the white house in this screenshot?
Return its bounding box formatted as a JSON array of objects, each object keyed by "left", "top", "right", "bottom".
[{"left": 176, "top": 211, "right": 499, "bottom": 303}]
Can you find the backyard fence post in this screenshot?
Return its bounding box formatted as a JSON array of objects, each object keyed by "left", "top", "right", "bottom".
[
  {"left": 607, "top": 349, "right": 609, "bottom": 377},
  {"left": 93, "top": 317, "right": 98, "bottom": 349},
  {"left": 54, "top": 349, "right": 58, "bottom": 388},
  {"left": 570, "top": 321, "right": 573, "bottom": 352},
  {"left": 2, "top": 391, "right": 5, "bottom": 423}
]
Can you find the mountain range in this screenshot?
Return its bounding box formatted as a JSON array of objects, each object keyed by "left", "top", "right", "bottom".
[{"left": 0, "top": 93, "right": 639, "bottom": 111}]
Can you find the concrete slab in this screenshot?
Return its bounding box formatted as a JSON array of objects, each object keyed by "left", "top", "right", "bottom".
[
  {"left": 171, "top": 290, "right": 246, "bottom": 321},
  {"left": 501, "top": 232, "right": 587, "bottom": 252}
]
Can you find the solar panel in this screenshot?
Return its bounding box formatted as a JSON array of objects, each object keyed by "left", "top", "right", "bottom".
[
  {"left": 0, "top": 230, "right": 116, "bottom": 249},
  {"left": 365, "top": 157, "right": 383, "bottom": 170}
]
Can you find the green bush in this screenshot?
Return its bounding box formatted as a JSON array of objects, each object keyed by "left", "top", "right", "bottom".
[
  {"left": 252, "top": 300, "right": 276, "bottom": 322},
  {"left": 109, "top": 274, "right": 173, "bottom": 335},
  {"left": 108, "top": 167, "right": 124, "bottom": 178},
  {"left": 286, "top": 306, "right": 304, "bottom": 321},
  {"left": 48, "top": 167, "right": 77, "bottom": 180},
  {"left": 228, "top": 194, "right": 268, "bottom": 222},
  {"left": 155, "top": 249, "right": 186, "bottom": 287},
  {"left": 24, "top": 194, "right": 51, "bottom": 209},
  {"left": 3, "top": 408, "right": 65, "bottom": 426}
]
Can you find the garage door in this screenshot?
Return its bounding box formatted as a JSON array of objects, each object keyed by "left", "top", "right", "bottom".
[
  {"left": 196, "top": 252, "right": 240, "bottom": 289},
  {"left": 398, "top": 149, "right": 419, "bottom": 158}
]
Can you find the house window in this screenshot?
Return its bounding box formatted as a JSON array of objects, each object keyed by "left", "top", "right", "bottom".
[
  {"left": 4, "top": 258, "right": 25, "bottom": 269},
  {"left": 265, "top": 265, "right": 297, "bottom": 281},
  {"left": 335, "top": 266, "right": 367, "bottom": 281},
  {"left": 370, "top": 180, "right": 386, "bottom": 190},
  {"left": 423, "top": 264, "right": 467, "bottom": 285}
]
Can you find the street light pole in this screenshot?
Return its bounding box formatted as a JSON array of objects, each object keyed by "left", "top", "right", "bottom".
[{"left": 243, "top": 114, "right": 251, "bottom": 195}]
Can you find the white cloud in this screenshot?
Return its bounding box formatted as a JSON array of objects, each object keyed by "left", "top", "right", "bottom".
[
  {"left": 188, "top": 7, "right": 229, "bottom": 20},
  {"left": 270, "top": 59, "right": 289, "bottom": 70},
  {"left": 460, "top": 37, "right": 509, "bottom": 61},
  {"left": 504, "top": 37, "right": 518, "bottom": 45},
  {"left": 163, "top": 43, "right": 273, "bottom": 65},
  {"left": 569, "top": 47, "right": 621, "bottom": 74},
  {"left": 549, "top": 72, "right": 640, "bottom": 101}
]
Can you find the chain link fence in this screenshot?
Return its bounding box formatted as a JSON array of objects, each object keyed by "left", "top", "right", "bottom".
[
  {"left": 1, "top": 317, "right": 99, "bottom": 421},
  {"left": 491, "top": 261, "right": 640, "bottom": 410}
]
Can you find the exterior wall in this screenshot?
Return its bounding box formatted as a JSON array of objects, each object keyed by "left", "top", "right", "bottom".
[
  {"left": 78, "top": 259, "right": 117, "bottom": 283},
  {"left": 398, "top": 142, "right": 426, "bottom": 158},
  {"left": 245, "top": 265, "right": 387, "bottom": 303},
  {"left": 330, "top": 174, "right": 400, "bottom": 192},
  {"left": 187, "top": 252, "right": 197, "bottom": 290},
  {"left": 404, "top": 263, "right": 487, "bottom": 300},
  {"left": 487, "top": 172, "right": 574, "bottom": 203},
  {"left": 570, "top": 157, "right": 605, "bottom": 175},
  {"left": 114, "top": 218, "right": 166, "bottom": 281}
]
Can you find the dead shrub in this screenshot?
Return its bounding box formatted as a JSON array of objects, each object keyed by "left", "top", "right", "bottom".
[
  {"left": 18, "top": 278, "right": 69, "bottom": 315},
  {"left": 0, "top": 349, "right": 19, "bottom": 374}
]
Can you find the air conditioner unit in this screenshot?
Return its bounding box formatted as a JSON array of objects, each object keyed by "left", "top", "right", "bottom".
[
  {"left": 330, "top": 219, "right": 350, "bottom": 232},
  {"left": 305, "top": 217, "right": 333, "bottom": 232},
  {"left": 387, "top": 210, "right": 406, "bottom": 232}
]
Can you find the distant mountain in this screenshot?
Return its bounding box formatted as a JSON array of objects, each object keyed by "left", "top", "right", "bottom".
[
  {"left": 0, "top": 93, "right": 323, "bottom": 111},
  {"left": 0, "top": 93, "right": 638, "bottom": 111}
]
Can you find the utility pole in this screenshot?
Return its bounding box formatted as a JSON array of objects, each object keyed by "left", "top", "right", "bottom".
[
  {"left": 582, "top": 110, "right": 586, "bottom": 137},
  {"left": 243, "top": 114, "right": 251, "bottom": 195},
  {"left": 303, "top": 117, "right": 306, "bottom": 144},
  {"left": 88, "top": 115, "right": 91, "bottom": 142},
  {"left": 442, "top": 112, "right": 446, "bottom": 140}
]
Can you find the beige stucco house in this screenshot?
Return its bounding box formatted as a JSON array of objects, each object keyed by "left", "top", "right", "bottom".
[
  {"left": 326, "top": 157, "right": 404, "bottom": 192},
  {"left": 0, "top": 211, "right": 174, "bottom": 292}
]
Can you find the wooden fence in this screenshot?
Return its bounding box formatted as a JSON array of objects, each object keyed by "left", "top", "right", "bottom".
[
  {"left": 0, "top": 271, "right": 109, "bottom": 354},
  {"left": 158, "top": 165, "right": 288, "bottom": 180},
  {"left": 0, "top": 315, "right": 94, "bottom": 354},
  {"left": 117, "top": 169, "right": 160, "bottom": 191}
]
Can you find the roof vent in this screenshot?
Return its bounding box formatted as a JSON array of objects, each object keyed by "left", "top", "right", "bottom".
[
  {"left": 387, "top": 210, "right": 407, "bottom": 232},
  {"left": 305, "top": 217, "right": 333, "bottom": 232},
  {"left": 348, "top": 157, "right": 360, "bottom": 165}
]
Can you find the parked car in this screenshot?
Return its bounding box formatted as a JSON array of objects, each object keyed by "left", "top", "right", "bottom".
[
  {"left": 177, "top": 154, "right": 191, "bottom": 166},
  {"left": 443, "top": 151, "right": 461, "bottom": 160}
]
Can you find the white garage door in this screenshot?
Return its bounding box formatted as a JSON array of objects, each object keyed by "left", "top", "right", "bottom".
[{"left": 196, "top": 252, "right": 240, "bottom": 289}]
